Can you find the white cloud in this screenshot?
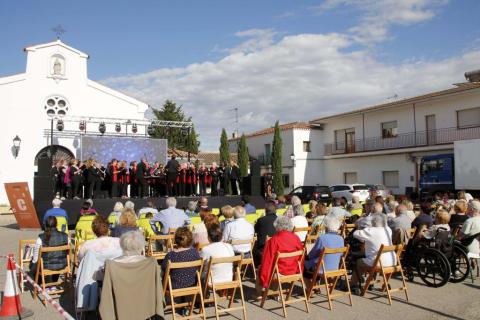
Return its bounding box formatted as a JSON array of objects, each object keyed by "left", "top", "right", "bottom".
[
  {"left": 102, "top": 27, "right": 479, "bottom": 151},
  {"left": 313, "top": 0, "right": 448, "bottom": 43}
]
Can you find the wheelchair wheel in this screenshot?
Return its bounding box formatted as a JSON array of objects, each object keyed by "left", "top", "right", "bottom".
[
  {"left": 449, "top": 244, "right": 470, "bottom": 283},
  {"left": 416, "top": 248, "right": 451, "bottom": 287}
]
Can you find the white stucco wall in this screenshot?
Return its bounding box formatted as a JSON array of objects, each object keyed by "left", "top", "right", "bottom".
[{"left": 0, "top": 40, "right": 149, "bottom": 203}]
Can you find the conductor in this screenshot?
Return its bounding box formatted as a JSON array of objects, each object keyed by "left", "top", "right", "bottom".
[
  {"left": 165, "top": 155, "right": 180, "bottom": 196},
  {"left": 136, "top": 158, "right": 149, "bottom": 198}
]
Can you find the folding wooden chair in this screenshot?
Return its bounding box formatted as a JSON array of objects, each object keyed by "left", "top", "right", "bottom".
[
  {"left": 305, "top": 246, "right": 352, "bottom": 310},
  {"left": 147, "top": 234, "right": 174, "bottom": 261},
  {"left": 203, "top": 255, "right": 247, "bottom": 320},
  {"left": 361, "top": 244, "right": 409, "bottom": 305},
  {"left": 163, "top": 259, "right": 206, "bottom": 320},
  {"left": 260, "top": 250, "right": 310, "bottom": 318},
  {"left": 294, "top": 226, "right": 312, "bottom": 242},
  {"left": 341, "top": 223, "right": 356, "bottom": 238},
  {"left": 34, "top": 244, "right": 72, "bottom": 305},
  {"left": 18, "top": 239, "right": 36, "bottom": 292},
  {"left": 304, "top": 234, "right": 319, "bottom": 255},
  {"left": 230, "top": 238, "right": 257, "bottom": 280}
]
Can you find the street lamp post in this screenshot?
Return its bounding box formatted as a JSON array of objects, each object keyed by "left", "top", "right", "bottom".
[
  {"left": 290, "top": 152, "right": 296, "bottom": 167},
  {"left": 12, "top": 135, "right": 21, "bottom": 158}
]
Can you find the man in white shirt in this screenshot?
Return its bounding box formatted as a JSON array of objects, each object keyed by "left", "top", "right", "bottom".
[
  {"left": 222, "top": 206, "right": 254, "bottom": 256},
  {"left": 350, "top": 213, "right": 395, "bottom": 294},
  {"left": 150, "top": 197, "right": 190, "bottom": 234}
]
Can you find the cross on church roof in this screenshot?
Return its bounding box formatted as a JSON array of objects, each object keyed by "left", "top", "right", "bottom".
[{"left": 52, "top": 25, "right": 66, "bottom": 39}]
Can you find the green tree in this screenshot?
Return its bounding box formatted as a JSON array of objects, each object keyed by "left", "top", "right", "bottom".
[
  {"left": 151, "top": 100, "right": 199, "bottom": 153},
  {"left": 271, "top": 120, "right": 284, "bottom": 195},
  {"left": 238, "top": 134, "right": 249, "bottom": 178},
  {"left": 219, "top": 128, "right": 230, "bottom": 164}
]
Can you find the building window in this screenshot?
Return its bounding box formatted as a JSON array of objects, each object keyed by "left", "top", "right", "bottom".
[
  {"left": 335, "top": 128, "right": 355, "bottom": 150},
  {"left": 282, "top": 174, "right": 290, "bottom": 188},
  {"left": 303, "top": 141, "right": 311, "bottom": 152},
  {"left": 382, "top": 121, "right": 398, "bottom": 138},
  {"left": 44, "top": 96, "right": 69, "bottom": 117},
  {"left": 344, "top": 172, "right": 357, "bottom": 184},
  {"left": 457, "top": 107, "right": 480, "bottom": 129},
  {"left": 383, "top": 171, "right": 399, "bottom": 188}
]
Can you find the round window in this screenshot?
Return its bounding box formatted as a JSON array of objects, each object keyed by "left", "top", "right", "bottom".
[{"left": 44, "top": 96, "right": 69, "bottom": 117}]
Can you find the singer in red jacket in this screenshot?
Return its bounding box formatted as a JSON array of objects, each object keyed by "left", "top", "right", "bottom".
[{"left": 258, "top": 216, "right": 304, "bottom": 290}]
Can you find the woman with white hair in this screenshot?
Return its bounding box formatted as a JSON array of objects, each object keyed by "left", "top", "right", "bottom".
[
  {"left": 114, "top": 230, "right": 146, "bottom": 263},
  {"left": 257, "top": 216, "right": 304, "bottom": 295},
  {"left": 304, "top": 216, "right": 344, "bottom": 272},
  {"left": 286, "top": 195, "right": 304, "bottom": 218},
  {"left": 291, "top": 204, "right": 309, "bottom": 242},
  {"left": 108, "top": 202, "right": 124, "bottom": 227}
]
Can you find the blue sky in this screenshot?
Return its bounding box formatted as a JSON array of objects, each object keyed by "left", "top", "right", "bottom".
[{"left": 1, "top": 0, "right": 480, "bottom": 150}]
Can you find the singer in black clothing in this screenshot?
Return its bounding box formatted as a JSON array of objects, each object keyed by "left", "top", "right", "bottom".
[
  {"left": 165, "top": 156, "right": 180, "bottom": 196},
  {"left": 136, "top": 158, "right": 149, "bottom": 198},
  {"left": 229, "top": 161, "right": 240, "bottom": 196}
]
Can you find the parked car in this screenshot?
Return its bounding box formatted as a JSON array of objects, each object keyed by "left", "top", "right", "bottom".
[
  {"left": 329, "top": 184, "right": 370, "bottom": 203},
  {"left": 366, "top": 184, "right": 390, "bottom": 199},
  {"left": 285, "top": 185, "right": 332, "bottom": 204}
]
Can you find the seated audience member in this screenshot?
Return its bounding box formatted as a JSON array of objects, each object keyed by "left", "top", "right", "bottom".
[
  {"left": 30, "top": 216, "right": 69, "bottom": 280},
  {"left": 388, "top": 204, "right": 412, "bottom": 232},
  {"left": 258, "top": 216, "right": 304, "bottom": 296},
  {"left": 80, "top": 200, "right": 97, "bottom": 216},
  {"left": 222, "top": 206, "right": 255, "bottom": 256},
  {"left": 306, "top": 200, "right": 318, "bottom": 220},
  {"left": 286, "top": 196, "right": 304, "bottom": 218},
  {"left": 43, "top": 198, "right": 68, "bottom": 226},
  {"left": 151, "top": 197, "right": 191, "bottom": 234},
  {"left": 253, "top": 201, "right": 278, "bottom": 266},
  {"left": 111, "top": 208, "right": 139, "bottom": 238},
  {"left": 113, "top": 230, "right": 147, "bottom": 263},
  {"left": 185, "top": 201, "right": 198, "bottom": 217},
  {"left": 348, "top": 196, "right": 363, "bottom": 215},
  {"left": 192, "top": 209, "right": 219, "bottom": 246},
  {"left": 350, "top": 213, "right": 395, "bottom": 294},
  {"left": 327, "top": 198, "right": 351, "bottom": 220},
  {"left": 200, "top": 225, "right": 235, "bottom": 284},
  {"left": 401, "top": 200, "right": 417, "bottom": 222},
  {"left": 138, "top": 201, "right": 159, "bottom": 217},
  {"left": 161, "top": 227, "right": 201, "bottom": 289},
  {"left": 195, "top": 196, "right": 211, "bottom": 213},
  {"left": 219, "top": 205, "right": 235, "bottom": 232},
  {"left": 305, "top": 216, "right": 344, "bottom": 273},
  {"left": 312, "top": 202, "right": 329, "bottom": 233},
  {"left": 412, "top": 203, "right": 434, "bottom": 230},
  {"left": 291, "top": 204, "right": 309, "bottom": 242},
  {"left": 450, "top": 199, "right": 469, "bottom": 229},
  {"left": 108, "top": 202, "right": 124, "bottom": 227},
  {"left": 241, "top": 195, "right": 257, "bottom": 214},
  {"left": 276, "top": 195, "right": 287, "bottom": 209},
  {"left": 78, "top": 216, "right": 121, "bottom": 261},
  {"left": 375, "top": 196, "right": 388, "bottom": 214},
  {"left": 386, "top": 200, "right": 399, "bottom": 218},
  {"left": 459, "top": 200, "right": 480, "bottom": 256},
  {"left": 419, "top": 208, "right": 451, "bottom": 239},
  {"left": 124, "top": 200, "right": 135, "bottom": 211}
]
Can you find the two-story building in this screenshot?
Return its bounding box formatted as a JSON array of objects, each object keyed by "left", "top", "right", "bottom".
[{"left": 233, "top": 73, "right": 480, "bottom": 195}]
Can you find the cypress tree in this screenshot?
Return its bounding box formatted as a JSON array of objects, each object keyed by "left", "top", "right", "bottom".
[
  {"left": 238, "top": 134, "right": 249, "bottom": 178},
  {"left": 271, "top": 121, "right": 284, "bottom": 195},
  {"left": 219, "top": 128, "right": 230, "bottom": 164}
]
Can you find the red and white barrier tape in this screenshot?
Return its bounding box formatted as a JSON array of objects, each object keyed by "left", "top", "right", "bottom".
[{"left": 5, "top": 255, "right": 75, "bottom": 320}]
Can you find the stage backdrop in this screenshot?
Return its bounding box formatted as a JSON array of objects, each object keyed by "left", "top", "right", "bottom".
[{"left": 80, "top": 136, "right": 168, "bottom": 165}]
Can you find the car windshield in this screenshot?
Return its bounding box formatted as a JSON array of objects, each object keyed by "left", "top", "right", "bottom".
[
  {"left": 353, "top": 185, "right": 368, "bottom": 191},
  {"left": 314, "top": 186, "right": 330, "bottom": 193}
]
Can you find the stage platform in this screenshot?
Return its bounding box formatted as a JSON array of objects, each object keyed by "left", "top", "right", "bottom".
[{"left": 34, "top": 195, "right": 266, "bottom": 226}]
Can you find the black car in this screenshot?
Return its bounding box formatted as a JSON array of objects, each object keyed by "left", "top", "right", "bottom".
[{"left": 286, "top": 185, "right": 332, "bottom": 204}]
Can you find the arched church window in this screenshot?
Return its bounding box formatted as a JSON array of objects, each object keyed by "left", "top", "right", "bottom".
[{"left": 44, "top": 96, "right": 69, "bottom": 117}]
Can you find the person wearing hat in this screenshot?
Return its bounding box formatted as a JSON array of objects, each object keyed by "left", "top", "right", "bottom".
[{"left": 43, "top": 198, "right": 68, "bottom": 225}]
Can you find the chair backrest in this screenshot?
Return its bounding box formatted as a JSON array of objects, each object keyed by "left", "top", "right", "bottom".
[
  {"left": 163, "top": 258, "right": 203, "bottom": 294},
  {"left": 204, "top": 255, "right": 242, "bottom": 286},
  {"left": 75, "top": 215, "right": 97, "bottom": 241},
  {"left": 315, "top": 246, "right": 349, "bottom": 275},
  {"left": 372, "top": 244, "right": 403, "bottom": 269},
  {"left": 294, "top": 226, "right": 312, "bottom": 234},
  {"left": 148, "top": 234, "right": 173, "bottom": 257},
  {"left": 271, "top": 250, "right": 305, "bottom": 283},
  {"left": 107, "top": 214, "right": 117, "bottom": 226},
  {"left": 38, "top": 244, "right": 71, "bottom": 272},
  {"left": 19, "top": 239, "right": 36, "bottom": 263},
  {"left": 137, "top": 217, "right": 156, "bottom": 239},
  {"left": 168, "top": 228, "right": 177, "bottom": 235}
]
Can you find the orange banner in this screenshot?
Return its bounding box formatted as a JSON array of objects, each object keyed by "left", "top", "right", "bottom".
[{"left": 4, "top": 182, "right": 41, "bottom": 229}]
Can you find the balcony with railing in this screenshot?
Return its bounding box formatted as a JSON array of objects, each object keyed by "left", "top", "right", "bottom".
[
  {"left": 324, "top": 126, "right": 480, "bottom": 155},
  {"left": 257, "top": 154, "right": 272, "bottom": 166}
]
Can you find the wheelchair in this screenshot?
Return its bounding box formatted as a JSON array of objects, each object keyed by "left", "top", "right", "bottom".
[{"left": 402, "top": 228, "right": 470, "bottom": 287}]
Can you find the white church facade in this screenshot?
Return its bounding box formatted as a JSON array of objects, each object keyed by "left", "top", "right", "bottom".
[{"left": 0, "top": 40, "right": 149, "bottom": 203}]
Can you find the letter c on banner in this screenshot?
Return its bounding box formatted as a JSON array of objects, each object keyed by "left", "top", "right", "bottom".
[{"left": 17, "top": 198, "right": 27, "bottom": 211}]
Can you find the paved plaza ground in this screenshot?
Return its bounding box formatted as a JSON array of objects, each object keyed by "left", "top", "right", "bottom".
[{"left": 0, "top": 214, "right": 479, "bottom": 320}]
